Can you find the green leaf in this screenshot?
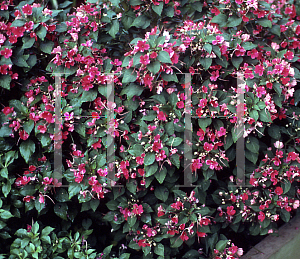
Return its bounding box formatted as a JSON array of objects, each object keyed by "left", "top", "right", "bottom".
[
  {"left": 270, "top": 24, "right": 281, "bottom": 37},
  {"left": 259, "top": 109, "right": 272, "bottom": 123},
  {"left": 199, "top": 58, "right": 212, "bottom": 70},
  {"left": 0, "top": 75, "right": 11, "bottom": 90},
  {"left": 215, "top": 240, "right": 228, "bottom": 252},
  {"left": 129, "top": 0, "right": 142, "bottom": 5},
  {"left": 68, "top": 183, "right": 81, "bottom": 199},
  {"left": 127, "top": 215, "right": 137, "bottom": 227},
  {"left": 40, "top": 41, "right": 54, "bottom": 54},
  {"left": 127, "top": 180, "right": 137, "bottom": 194},
  {"left": 154, "top": 243, "right": 164, "bottom": 256},
  {"left": 164, "top": 6, "right": 174, "bottom": 17},
  {"left": 268, "top": 124, "right": 281, "bottom": 139},
  {"left": 155, "top": 167, "right": 167, "bottom": 184},
  {"left": 249, "top": 110, "right": 259, "bottom": 121},
  {"left": 194, "top": 2, "right": 203, "bottom": 12},
  {"left": 152, "top": 2, "right": 163, "bottom": 15},
  {"left": 226, "top": 16, "right": 242, "bottom": 27},
  {"left": 170, "top": 154, "right": 180, "bottom": 168},
  {"left": 166, "top": 137, "right": 183, "bottom": 147},
  {"left": 198, "top": 117, "right": 212, "bottom": 130},
  {"left": 242, "top": 42, "right": 257, "bottom": 50},
  {"left": 150, "top": 94, "right": 166, "bottom": 104},
  {"left": 204, "top": 43, "right": 212, "bottom": 54},
  {"left": 54, "top": 203, "right": 68, "bottom": 220},
  {"left": 108, "top": 19, "right": 119, "bottom": 38},
  {"left": 147, "top": 61, "right": 161, "bottom": 74},
  {"left": 12, "top": 56, "right": 28, "bottom": 67},
  {"left": 131, "top": 15, "right": 148, "bottom": 28},
  {"left": 128, "top": 144, "right": 144, "bottom": 157},
  {"left": 232, "top": 56, "right": 243, "bottom": 69},
  {"left": 280, "top": 209, "right": 290, "bottom": 223},
  {"left": 258, "top": 19, "right": 272, "bottom": 28},
  {"left": 170, "top": 236, "right": 183, "bottom": 248},
  {"left": 110, "top": 0, "right": 120, "bottom": 6},
  {"left": 23, "top": 120, "right": 34, "bottom": 135},
  {"left": 245, "top": 150, "right": 258, "bottom": 164},
  {"left": 165, "top": 122, "right": 175, "bottom": 135},
  {"left": 81, "top": 89, "right": 97, "bottom": 102},
  {"left": 0, "top": 209, "right": 13, "bottom": 220},
  {"left": 0, "top": 124, "right": 12, "bottom": 137},
  {"left": 246, "top": 136, "right": 259, "bottom": 154},
  {"left": 145, "top": 163, "right": 158, "bottom": 177},
  {"left": 20, "top": 140, "right": 35, "bottom": 163},
  {"left": 161, "top": 73, "right": 178, "bottom": 82},
  {"left": 273, "top": 82, "right": 282, "bottom": 96},
  {"left": 55, "top": 188, "right": 69, "bottom": 202},
  {"left": 90, "top": 199, "right": 100, "bottom": 212},
  {"left": 22, "top": 37, "right": 35, "bottom": 49},
  {"left": 27, "top": 55, "right": 37, "bottom": 67},
  {"left": 120, "top": 83, "right": 144, "bottom": 100},
  {"left": 210, "top": 14, "right": 227, "bottom": 25},
  {"left": 144, "top": 153, "right": 155, "bottom": 166},
  {"left": 36, "top": 26, "right": 47, "bottom": 40},
  {"left": 10, "top": 19, "right": 26, "bottom": 27},
  {"left": 41, "top": 226, "right": 54, "bottom": 236},
  {"left": 2, "top": 182, "right": 11, "bottom": 197},
  {"left": 122, "top": 68, "right": 137, "bottom": 84},
  {"left": 158, "top": 51, "right": 172, "bottom": 63},
  {"left": 154, "top": 186, "right": 169, "bottom": 202}
]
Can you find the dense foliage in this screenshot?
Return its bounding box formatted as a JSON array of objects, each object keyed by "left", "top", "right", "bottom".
[{"left": 0, "top": 0, "right": 300, "bottom": 258}]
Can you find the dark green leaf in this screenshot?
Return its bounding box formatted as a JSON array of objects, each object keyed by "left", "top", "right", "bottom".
[
  {"left": 20, "top": 140, "right": 35, "bottom": 163},
  {"left": 0, "top": 75, "right": 11, "bottom": 90},
  {"left": 154, "top": 186, "right": 169, "bottom": 202},
  {"left": 152, "top": 2, "right": 163, "bottom": 15},
  {"left": 120, "top": 83, "right": 144, "bottom": 100},
  {"left": 144, "top": 153, "right": 156, "bottom": 166},
  {"left": 40, "top": 41, "right": 54, "bottom": 54}
]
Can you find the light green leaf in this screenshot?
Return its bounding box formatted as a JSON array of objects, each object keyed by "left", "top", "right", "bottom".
[{"left": 158, "top": 51, "right": 172, "bottom": 63}]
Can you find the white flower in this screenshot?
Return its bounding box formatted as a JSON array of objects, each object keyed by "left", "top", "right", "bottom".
[{"left": 274, "top": 141, "right": 283, "bottom": 149}]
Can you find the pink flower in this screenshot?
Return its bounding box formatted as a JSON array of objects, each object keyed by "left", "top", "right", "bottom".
[
  {"left": 284, "top": 50, "right": 294, "bottom": 60},
  {"left": 212, "top": 35, "right": 224, "bottom": 45},
  {"left": 39, "top": 193, "right": 45, "bottom": 204},
  {"left": 157, "top": 111, "right": 167, "bottom": 121},
  {"left": 37, "top": 125, "right": 47, "bottom": 133},
  {"left": 206, "top": 160, "right": 218, "bottom": 169},
  {"left": 137, "top": 41, "right": 150, "bottom": 52},
  {"left": 20, "top": 130, "right": 29, "bottom": 140},
  {"left": 22, "top": 4, "right": 33, "bottom": 15},
  {"left": 132, "top": 204, "right": 143, "bottom": 215},
  {"left": 150, "top": 52, "right": 158, "bottom": 59},
  {"left": 140, "top": 54, "right": 150, "bottom": 65},
  {"left": 256, "top": 86, "right": 266, "bottom": 97},
  {"left": 42, "top": 177, "right": 53, "bottom": 185},
  {"left": 254, "top": 64, "right": 264, "bottom": 76},
  {"left": 210, "top": 70, "right": 219, "bottom": 81},
  {"left": 197, "top": 231, "right": 207, "bottom": 237},
  {"left": 0, "top": 48, "right": 12, "bottom": 59},
  {"left": 204, "top": 142, "right": 214, "bottom": 151},
  {"left": 258, "top": 211, "right": 265, "bottom": 222}
]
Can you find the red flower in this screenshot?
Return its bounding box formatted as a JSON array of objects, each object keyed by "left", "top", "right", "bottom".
[
  {"left": 180, "top": 231, "right": 189, "bottom": 241},
  {"left": 197, "top": 231, "right": 207, "bottom": 237},
  {"left": 22, "top": 4, "right": 33, "bottom": 15},
  {"left": 227, "top": 206, "right": 236, "bottom": 216},
  {"left": 274, "top": 186, "right": 283, "bottom": 195},
  {"left": 2, "top": 107, "right": 13, "bottom": 115},
  {"left": 23, "top": 195, "right": 35, "bottom": 202},
  {"left": 204, "top": 142, "right": 214, "bottom": 152},
  {"left": 211, "top": 7, "right": 220, "bottom": 16},
  {"left": 0, "top": 48, "right": 12, "bottom": 59}
]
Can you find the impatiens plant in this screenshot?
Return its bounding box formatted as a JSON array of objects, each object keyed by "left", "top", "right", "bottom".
[{"left": 0, "top": 0, "right": 300, "bottom": 258}]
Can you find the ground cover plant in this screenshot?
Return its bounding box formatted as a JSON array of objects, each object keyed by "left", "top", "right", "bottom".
[{"left": 0, "top": 0, "right": 300, "bottom": 258}]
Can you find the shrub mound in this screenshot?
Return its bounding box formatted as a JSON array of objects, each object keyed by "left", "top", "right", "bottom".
[{"left": 0, "top": 0, "right": 300, "bottom": 258}]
